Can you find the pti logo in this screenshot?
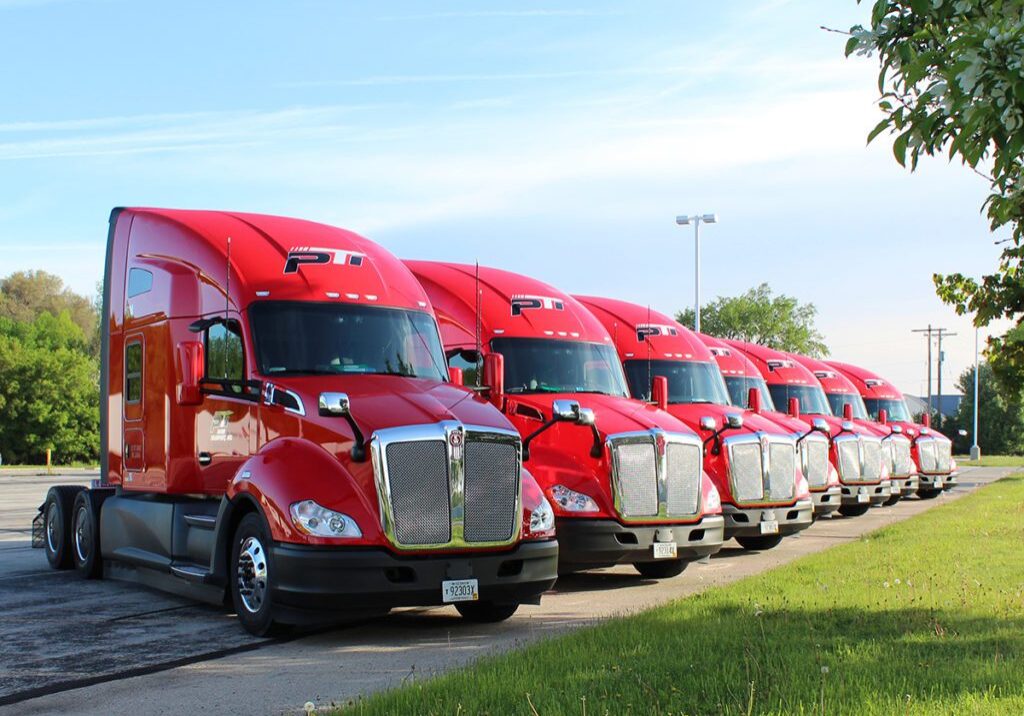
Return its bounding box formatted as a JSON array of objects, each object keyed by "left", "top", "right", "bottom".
[
  {"left": 284, "top": 246, "right": 366, "bottom": 274},
  {"left": 511, "top": 294, "right": 564, "bottom": 316},
  {"left": 635, "top": 323, "right": 679, "bottom": 342}
]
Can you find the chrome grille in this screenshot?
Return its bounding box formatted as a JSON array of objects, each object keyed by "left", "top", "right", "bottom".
[
  {"left": 615, "top": 442, "right": 659, "bottom": 516},
  {"left": 665, "top": 443, "right": 701, "bottom": 515},
  {"left": 862, "top": 439, "right": 883, "bottom": 481},
  {"left": 730, "top": 442, "right": 764, "bottom": 502},
  {"left": 837, "top": 439, "right": 860, "bottom": 482},
  {"left": 767, "top": 442, "right": 796, "bottom": 500},
  {"left": 936, "top": 441, "right": 952, "bottom": 472},
  {"left": 918, "top": 439, "right": 938, "bottom": 472},
  {"left": 890, "top": 438, "right": 913, "bottom": 477},
  {"left": 803, "top": 438, "right": 829, "bottom": 488},
  {"left": 385, "top": 441, "right": 451, "bottom": 545},
  {"left": 463, "top": 439, "right": 519, "bottom": 543}
]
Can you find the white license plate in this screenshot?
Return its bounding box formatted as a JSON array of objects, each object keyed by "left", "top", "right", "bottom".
[
  {"left": 857, "top": 492, "right": 869, "bottom": 503},
  {"left": 442, "top": 578, "right": 479, "bottom": 603},
  {"left": 760, "top": 520, "right": 779, "bottom": 535},
  {"left": 652, "top": 542, "right": 677, "bottom": 559}
]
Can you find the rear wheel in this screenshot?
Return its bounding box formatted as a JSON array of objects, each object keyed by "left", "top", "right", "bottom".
[
  {"left": 43, "top": 486, "right": 84, "bottom": 570},
  {"left": 71, "top": 491, "right": 103, "bottom": 578},
  {"left": 735, "top": 534, "right": 784, "bottom": 551},
  {"left": 633, "top": 559, "right": 687, "bottom": 579},
  {"left": 838, "top": 504, "right": 870, "bottom": 517},
  {"left": 230, "top": 513, "right": 286, "bottom": 637},
  {"left": 455, "top": 601, "right": 520, "bottom": 623}
]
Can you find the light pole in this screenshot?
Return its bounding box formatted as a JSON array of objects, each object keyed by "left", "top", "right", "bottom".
[
  {"left": 971, "top": 326, "right": 981, "bottom": 460},
  {"left": 675, "top": 213, "right": 718, "bottom": 333}
]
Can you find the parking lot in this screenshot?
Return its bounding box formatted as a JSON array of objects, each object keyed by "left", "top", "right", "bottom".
[{"left": 0, "top": 467, "right": 1007, "bottom": 716}]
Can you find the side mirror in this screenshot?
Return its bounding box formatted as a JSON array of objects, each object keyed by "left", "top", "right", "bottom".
[
  {"left": 958, "top": 429, "right": 968, "bottom": 437},
  {"left": 747, "top": 387, "right": 762, "bottom": 414},
  {"left": 841, "top": 420, "right": 855, "bottom": 431},
  {"left": 812, "top": 418, "right": 829, "bottom": 434},
  {"left": 448, "top": 366, "right": 464, "bottom": 386},
  {"left": 890, "top": 425, "right": 903, "bottom": 435},
  {"left": 319, "top": 392, "right": 351, "bottom": 416},
  {"left": 577, "top": 408, "right": 597, "bottom": 426},
  {"left": 726, "top": 413, "right": 744, "bottom": 430},
  {"left": 788, "top": 397, "right": 800, "bottom": 418},
  {"left": 483, "top": 352, "right": 505, "bottom": 409},
  {"left": 552, "top": 399, "right": 582, "bottom": 422},
  {"left": 699, "top": 416, "right": 716, "bottom": 432},
  {"left": 843, "top": 403, "right": 853, "bottom": 420},
  {"left": 176, "top": 341, "right": 204, "bottom": 406},
  {"left": 878, "top": 408, "right": 888, "bottom": 425},
  {"left": 651, "top": 376, "right": 669, "bottom": 411}
]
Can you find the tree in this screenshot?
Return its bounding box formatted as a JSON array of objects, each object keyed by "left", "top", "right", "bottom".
[
  {"left": 0, "top": 271, "right": 98, "bottom": 356},
  {"left": 676, "top": 283, "right": 828, "bottom": 356},
  {"left": 845, "top": 1, "right": 1024, "bottom": 392},
  {"left": 940, "top": 362, "right": 1024, "bottom": 454}
]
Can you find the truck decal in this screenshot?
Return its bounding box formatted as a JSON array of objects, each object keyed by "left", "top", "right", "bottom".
[
  {"left": 284, "top": 246, "right": 366, "bottom": 274},
  {"left": 510, "top": 294, "right": 564, "bottom": 316},
  {"left": 635, "top": 323, "right": 679, "bottom": 342}
]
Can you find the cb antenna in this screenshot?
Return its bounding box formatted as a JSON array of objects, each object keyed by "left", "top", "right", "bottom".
[
  {"left": 475, "top": 260, "right": 483, "bottom": 387},
  {"left": 225, "top": 236, "right": 232, "bottom": 377},
  {"left": 646, "top": 304, "right": 653, "bottom": 401}
]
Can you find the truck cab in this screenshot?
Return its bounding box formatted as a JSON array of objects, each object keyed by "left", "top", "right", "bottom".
[
  {"left": 725, "top": 341, "right": 893, "bottom": 517},
  {"left": 39, "top": 208, "right": 558, "bottom": 635},
  {"left": 697, "top": 333, "right": 842, "bottom": 518},
  {"left": 826, "top": 360, "right": 957, "bottom": 496},
  {"left": 790, "top": 353, "right": 918, "bottom": 503},
  {"left": 576, "top": 297, "right": 813, "bottom": 551},
  {"left": 405, "top": 262, "right": 725, "bottom": 579}
]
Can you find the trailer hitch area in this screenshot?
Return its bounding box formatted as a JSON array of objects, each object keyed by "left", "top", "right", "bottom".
[
  {"left": 522, "top": 399, "right": 601, "bottom": 461},
  {"left": 31, "top": 508, "right": 45, "bottom": 549}
]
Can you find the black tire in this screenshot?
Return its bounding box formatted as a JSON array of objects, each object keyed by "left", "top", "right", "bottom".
[
  {"left": 455, "top": 601, "right": 520, "bottom": 623},
  {"left": 230, "top": 512, "right": 286, "bottom": 637},
  {"left": 883, "top": 493, "right": 901, "bottom": 507},
  {"left": 838, "top": 504, "right": 871, "bottom": 517},
  {"left": 633, "top": 559, "right": 687, "bottom": 579},
  {"left": 917, "top": 488, "right": 942, "bottom": 500},
  {"left": 735, "top": 534, "right": 784, "bottom": 551},
  {"left": 71, "top": 491, "right": 103, "bottom": 578},
  {"left": 43, "top": 486, "right": 85, "bottom": 570}
]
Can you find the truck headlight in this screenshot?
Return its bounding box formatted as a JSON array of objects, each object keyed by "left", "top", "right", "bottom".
[
  {"left": 702, "top": 482, "right": 722, "bottom": 514},
  {"left": 549, "top": 485, "right": 600, "bottom": 513},
  {"left": 290, "top": 500, "right": 362, "bottom": 538},
  {"left": 529, "top": 497, "right": 555, "bottom": 535}
]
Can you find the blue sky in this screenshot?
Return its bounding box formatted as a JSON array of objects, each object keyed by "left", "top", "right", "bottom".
[{"left": 0, "top": 0, "right": 1006, "bottom": 396}]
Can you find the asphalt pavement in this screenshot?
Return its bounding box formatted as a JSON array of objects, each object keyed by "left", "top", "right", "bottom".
[{"left": 0, "top": 467, "right": 1010, "bottom": 715}]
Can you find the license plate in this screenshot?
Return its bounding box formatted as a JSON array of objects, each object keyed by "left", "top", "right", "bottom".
[
  {"left": 857, "top": 492, "right": 870, "bottom": 503},
  {"left": 652, "top": 542, "right": 677, "bottom": 559},
  {"left": 442, "top": 579, "right": 479, "bottom": 603},
  {"left": 760, "top": 520, "right": 779, "bottom": 535}
]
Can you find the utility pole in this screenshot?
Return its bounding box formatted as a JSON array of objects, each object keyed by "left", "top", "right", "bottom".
[
  {"left": 911, "top": 325, "right": 935, "bottom": 420},
  {"left": 936, "top": 328, "right": 956, "bottom": 429}
]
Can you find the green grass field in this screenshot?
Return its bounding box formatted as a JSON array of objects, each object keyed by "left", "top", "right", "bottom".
[
  {"left": 340, "top": 475, "right": 1024, "bottom": 715},
  {"left": 957, "top": 455, "right": 1024, "bottom": 467}
]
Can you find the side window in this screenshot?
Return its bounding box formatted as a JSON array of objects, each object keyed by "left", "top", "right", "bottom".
[
  {"left": 125, "top": 341, "right": 143, "bottom": 403},
  {"left": 448, "top": 350, "right": 481, "bottom": 387},
  {"left": 127, "top": 268, "right": 153, "bottom": 298},
  {"left": 205, "top": 321, "right": 245, "bottom": 394}
]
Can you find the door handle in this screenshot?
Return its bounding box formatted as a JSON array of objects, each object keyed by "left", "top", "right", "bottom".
[{"left": 198, "top": 452, "right": 212, "bottom": 467}]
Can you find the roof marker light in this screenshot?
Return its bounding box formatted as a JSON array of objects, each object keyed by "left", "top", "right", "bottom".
[
  {"left": 365, "top": 295, "right": 378, "bottom": 301},
  {"left": 255, "top": 290, "right": 271, "bottom": 297},
  {"left": 346, "top": 293, "right": 359, "bottom": 299},
  {"left": 326, "top": 292, "right": 340, "bottom": 299}
]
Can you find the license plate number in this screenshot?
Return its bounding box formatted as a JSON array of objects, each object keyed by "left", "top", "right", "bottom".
[
  {"left": 857, "top": 492, "right": 870, "bottom": 503},
  {"left": 760, "top": 520, "right": 779, "bottom": 535},
  {"left": 442, "top": 579, "right": 479, "bottom": 603},
  {"left": 652, "top": 542, "right": 677, "bottom": 559}
]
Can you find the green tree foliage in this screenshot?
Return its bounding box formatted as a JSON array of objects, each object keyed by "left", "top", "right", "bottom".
[
  {"left": 940, "top": 362, "right": 1024, "bottom": 454},
  {"left": 846, "top": 1, "right": 1024, "bottom": 391},
  {"left": 0, "top": 312, "right": 100, "bottom": 463},
  {"left": 677, "top": 283, "right": 828, "bottom": 356},
  {"left": 0, "top": 271, "right": 98, "bottom": 356}
]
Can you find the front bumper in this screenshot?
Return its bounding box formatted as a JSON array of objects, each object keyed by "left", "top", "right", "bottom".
[
  {"left": 841, "top": 481, "right": 892, "bottom": 506},
  {"left": 811, "top": 486, "right": 842, "bottom": 517},
  {"left": 271, "top": 539, "right": 558, "bottom": 615},
  {"left": 918, "top": 473, "right": 946, "bottom": 492},
  {"left": 723, "top": 499, "right": 814, "bottom": 538},
  {"left": 943, "top": 472, "right": 958, "bottom": 490},
  {"left": 554, "top": 515, "right": 725, "bottom": 571},
  {"left": 891, "top": 475, "right": 919, "bottom": 496}
]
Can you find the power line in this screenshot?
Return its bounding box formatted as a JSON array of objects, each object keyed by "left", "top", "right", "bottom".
[{"left": 911, "top": 326, "right": 956, "bottom": 426}]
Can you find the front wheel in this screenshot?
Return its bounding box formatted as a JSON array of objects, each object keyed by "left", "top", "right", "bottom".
[
  {"left": 839, "top": 504, "right": 870, "bottom": 517},
  {"left": 455, "top": 601, "right": 519, "bottom": 623},
  {"left": 883, "top": 493, "right": 901, "bottom": 507},
  {"left": 42, "top": 486, "right": 84, "bottom": 570},
  {"left": 230, "top": 513, "right": 286, "bottom": 637},
  {"left": 633, "top": 559, "right": 687, "bottom": 579},
  {"left": 735, "top": 534, "right": 784, "bottom": 551},
  {"left": 917, "top": 488, "right": 942, "bottom": 500}
]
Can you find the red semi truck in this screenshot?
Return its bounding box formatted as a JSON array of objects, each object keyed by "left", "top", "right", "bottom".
[
  {"left": 697, "top": 333, "right": 842, "bottom": 519},
  {"left": 827, "top": 361, "right": 957, "bottom": 496},
  {"left": 726, "top": 340, "right": 893, "bottom": 517},
  {"left": 405, "top": 262, "right": 725, "bottom": 578},
  {"left": 37, "top": 208, "right": 558, "bottom": 635},
  {"left": 576, "top": 297, "right": 813, "bottom": 550},
  {"left": 790, "top": 353, "right": 918, "bottom": 505}
]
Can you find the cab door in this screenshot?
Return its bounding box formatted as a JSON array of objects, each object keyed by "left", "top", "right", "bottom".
[{"left": 195, "top": 315, "right": 255, "bottom": 494}]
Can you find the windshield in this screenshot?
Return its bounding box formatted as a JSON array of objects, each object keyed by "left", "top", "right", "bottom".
[
  {"left": 768, "top": 384, "right": 833, "bottom": 416},
  {"left": 724, "top": 376, "right": 777, "bottom": 412},
  {"left": 864, "top": 398, "right": 912, "bottom": 422},
  {"left": 249, "top": 302, "right": 448, "bottom": 380},
  {"left": 624, "top": 359, "right": 729, "bottom": 405},
  {"left": 826, "top": 392, "right": 869, "bottom": 420},
  {"left": 491, "top": 337, "right": 629, "bottom": 396}
]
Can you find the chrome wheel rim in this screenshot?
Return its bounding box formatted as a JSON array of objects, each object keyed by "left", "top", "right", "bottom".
[
  {"left": 237, "top": 536, "right": 268, "bottom": 614},
  {"left": 46, "top": 504, "right": 58, "bottom": 554},
  {"left": 74, "top": 505, "right": 90, "bottom": 564}
]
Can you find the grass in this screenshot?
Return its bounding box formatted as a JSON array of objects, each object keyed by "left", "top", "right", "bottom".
[
  {"left": 957, "top": 455, "right": 1024, "bottom": 467},
  {"left": 339, "top": 475, "right": 1024, "bottom": 715}
]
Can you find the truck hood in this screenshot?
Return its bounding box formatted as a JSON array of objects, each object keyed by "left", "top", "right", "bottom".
[
  {"left": 664, "top": 402, "right": 796, "bottom": 439},
  {"left": 506, "top": 392, "right": 697, "bottom": 439}
]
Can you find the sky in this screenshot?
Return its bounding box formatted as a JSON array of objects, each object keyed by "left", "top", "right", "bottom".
[{"left": 0, "top": 0, "right": 1009, "bottom": 398}]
